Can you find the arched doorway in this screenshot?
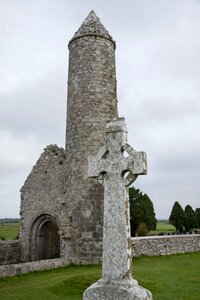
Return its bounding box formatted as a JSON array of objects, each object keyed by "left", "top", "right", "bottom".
[{"left": 30, "top": 214, "right": 60, "bottom": 261}]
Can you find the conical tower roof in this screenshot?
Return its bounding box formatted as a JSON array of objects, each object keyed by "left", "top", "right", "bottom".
[{"left": 69, "top": 10, "right": 115, "bottom": 46}]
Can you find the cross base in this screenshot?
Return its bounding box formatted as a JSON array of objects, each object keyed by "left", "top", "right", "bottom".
[{"left": 83, "top": 278, "right": 152, "bottom": 300}]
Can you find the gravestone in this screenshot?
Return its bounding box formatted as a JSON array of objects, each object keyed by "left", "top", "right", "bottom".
[{"left": 83, "top": 118, "right": 152, "bottom": 300}]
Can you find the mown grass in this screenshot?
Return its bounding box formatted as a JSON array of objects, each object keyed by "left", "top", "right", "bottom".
[
  {"left": 150, "top": 222, "right": 176, "bottom": 235},
  {"left": 0, "top": 223, "right": 20, "bottom": 240},
  {"left": 0, "top": 252, "right": 199, "bottom": 300},
  {"left": 156, "top": 222, "right": 175, "bottom": 232},
  {"left": 133, "top": 252, "right": 200, "bottom": 300}
]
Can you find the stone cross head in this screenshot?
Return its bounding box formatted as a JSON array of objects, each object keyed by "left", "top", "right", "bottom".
[{"left": 88, "top": 117, "right": 147, "bottom": 186}]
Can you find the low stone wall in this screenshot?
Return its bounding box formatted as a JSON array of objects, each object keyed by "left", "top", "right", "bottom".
[
  {"left": 0, "top": 258, "right": 69, "bottom": 278},
  {"left": 0, "top": 240, "right": 21, "bottom": 265},
  {"left": 1, "top": 235, "right": 200, "bottom": 278},
  {"left": 132, "top": 234, "right": 200, "bottom": 257}
]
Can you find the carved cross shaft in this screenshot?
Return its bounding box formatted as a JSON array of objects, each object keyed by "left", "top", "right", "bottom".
[{"left": 88, "top": 118, "right": 147, "bottom": 282}]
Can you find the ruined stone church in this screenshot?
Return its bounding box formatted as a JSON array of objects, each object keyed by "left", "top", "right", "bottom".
[{"left": 19, "top": 11, "right": 118, "bottom": 263}]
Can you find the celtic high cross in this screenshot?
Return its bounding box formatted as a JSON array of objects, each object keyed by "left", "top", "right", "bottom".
[
  {"left": 88, "top": 117, "right": 147, "bottom": 281},
  {"left": 84, "top": 117, "right": 152, "bottom": 299}
]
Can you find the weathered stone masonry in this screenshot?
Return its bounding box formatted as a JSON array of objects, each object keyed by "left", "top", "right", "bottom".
[
  {"left": 1, "top": 235, "right": 199, "bottom": 278},
  {"left": 132, "top": 234, "right": 200, "bottom": 257},
  {"left": 64, "top": 11, "right": 118, "bottom": 263},
  {"left": 0, "top": 240, "right": 21, "bottom": 265},
  {"left": 18, "top": 11, "right": 118, "bottom": 264},
  {"left": 0, "top": 258, "right": 67, "bottom": 278},
  {"left": 20, "top": 145, "right": 66, "bottom": 262}
]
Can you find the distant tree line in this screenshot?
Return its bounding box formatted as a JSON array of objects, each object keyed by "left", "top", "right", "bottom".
[
  {"left": 169, "top": 201, "right": 200, "bottom": 233},
  {"left": 129, "top": 187, "right": 157, "bottom": 236},
  {"left": 0, "top": 218, "right": 20, "bottom": 224}
]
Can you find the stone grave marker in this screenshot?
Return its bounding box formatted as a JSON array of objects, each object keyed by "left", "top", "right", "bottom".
[{"left": 83, "top": 117, "right": 152, "bottom": 299}]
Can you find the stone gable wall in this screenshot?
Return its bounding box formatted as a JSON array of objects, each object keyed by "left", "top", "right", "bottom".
[{"left": 20, "top": 145, "right": 66, "bottom": 261}]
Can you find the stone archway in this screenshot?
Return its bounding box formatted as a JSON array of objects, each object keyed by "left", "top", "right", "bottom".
[{"left": 30, "top": 214, "right": 60, "bottom": 261}]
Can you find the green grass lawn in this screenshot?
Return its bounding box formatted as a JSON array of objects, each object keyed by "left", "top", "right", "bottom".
[
  {"left": 150, "top": 222, "right": 176, "bottom": 235},
  {"left": 156, "top": 222, "right": 176, "bottom": 232},
  {"left": 0, "top": 223, "right": 20, "bottom": 240},
  {"left": 0, "top": 252, "right": 199, "bottom": 300}
]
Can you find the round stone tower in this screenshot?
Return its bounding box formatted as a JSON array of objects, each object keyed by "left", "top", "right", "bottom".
[{"left": 63, "top": 11, "right": 118, "bottom": 263}]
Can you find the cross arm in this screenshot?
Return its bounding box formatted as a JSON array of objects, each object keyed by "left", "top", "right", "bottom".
[
  {"left": 88, "top": 146, "right": 107, "bottom": 178},
  {"left": 123, "top": 143, "right": 147, "bottom": 175}
]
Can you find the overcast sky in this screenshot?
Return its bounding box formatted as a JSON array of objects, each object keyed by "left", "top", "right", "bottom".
[{"left": 0, "top": 0, "right": 200, "bottom": 219}]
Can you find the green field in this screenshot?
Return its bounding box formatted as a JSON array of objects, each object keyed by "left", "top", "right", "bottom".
[
  {"left": 0, "top": 252, "right": 199, "bottom": 300},
  {"left": 0, "top": 222, "right": 174, "bottom": 240},
  {"left": 150, "top": 222, "right": 176, "bottom": 235},
  {"left": 156, "top": 222, "right": 176, "bottom": 231},
  {"left": 0, "top": 223, "right": 20, "bottom": 240}
]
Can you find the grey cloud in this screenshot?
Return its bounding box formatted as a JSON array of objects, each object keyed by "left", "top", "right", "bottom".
[{"left": 0, "top": 69, "right": 66, "bottom": 145}]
